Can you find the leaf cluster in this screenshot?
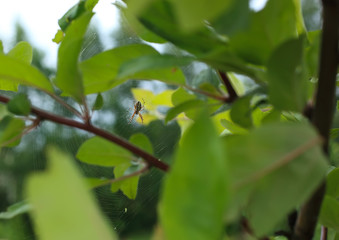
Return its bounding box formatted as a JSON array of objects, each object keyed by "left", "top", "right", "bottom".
[{"left": 0, "top": 0, "right": 336, "bottom": 239}]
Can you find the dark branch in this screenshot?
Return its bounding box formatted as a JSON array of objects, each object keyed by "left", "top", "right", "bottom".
[
  {"left": 0, "top": 94, "right": 169, "bottom": 172},
  {"left": 313, "top": 0, "right": 339, "bottom": 152},
  {"left": 293, "top": 0, "right": 339, "bottom": 239},
  {"left": 321, "top": 226, "right": 328, "bottom": 240},
  {"left": 293, "top": 183, "right": 326, "bottom": 240},
  {"left": 218, "top": 71, "right": 238, "bottom": 102}
]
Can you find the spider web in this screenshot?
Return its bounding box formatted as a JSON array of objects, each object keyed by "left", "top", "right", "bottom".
[
  {"left": 95, "top": 86, "right": 180, "bottom": 236},
  {"left": 0, "top": 82, "right": 181, "bottom": 239},
  {"left": 0, "top": 6, "right": 183, "bottom": 238}
]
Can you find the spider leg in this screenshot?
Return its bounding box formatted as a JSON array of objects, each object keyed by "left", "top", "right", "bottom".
[
  {"left": 138, "top": 113, "right": 144, "bottom": 123},
  {"left": 129, "top": 112, "right": 136, "bottom": 124}
]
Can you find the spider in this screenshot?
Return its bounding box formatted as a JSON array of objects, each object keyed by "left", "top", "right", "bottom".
[{"left": 128, "top": 99, "right": 145, "bottom": 124}]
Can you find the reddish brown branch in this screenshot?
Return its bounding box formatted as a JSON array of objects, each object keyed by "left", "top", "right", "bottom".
[
  {"left": 321, "top": 226, "right": 328, "bottom": 240},
  {"left": 293, "top": 0, "right": 339, "bottom": 239},
  {"left": 0, "top": 94, "right": 169, "bottom": 172},
  {"left": 218, "top": 71, "right": 238, "bottom": 102}
]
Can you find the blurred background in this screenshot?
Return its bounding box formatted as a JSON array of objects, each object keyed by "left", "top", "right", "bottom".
[{"left": 0, "top": 0, "right": 323, "bottom": 239}]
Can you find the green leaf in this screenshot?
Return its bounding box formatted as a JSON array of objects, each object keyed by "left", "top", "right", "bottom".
[
  {"left": 169, "top": 88, "right": 204, "bottom": 121},
  {"left": 0, "top": 104, "right": 9, "bottom": 119},
  {"left": 152, "top": 89, "right": 175, "bottom": 106},
  {"left": 229, "top": 0, "right": 300, "bottom": 65},
  {"left": 7, "top": 93, "right": 31, "bottom": 116},
  {"left": 117, "top": 54, "right": 192, "bottom": 85},
  {"left": 330, "top": 128, "right": 339, "bottom": 140},
  {"left": 199, "top": 46, "right": 265, "bottom": 83},
  {"left": 118, "top": 2, "right": 166, "bottom": 43},
  {"left": 108, "top": 132, "right": 151, "bottom": 199},
  {"left": 224, "top": 123, "right": 327, "bottom": 236},
  {"left": 292, "top": 0, "right": 307, "bottom": 35},
  {"left": 0, "top": 40, "right": 3, "bottom": 54},
  {"left": 52, "top": 29, "right": 65, "bottom": 44},
  {"left": 191, "top": 68, "right": 220, "bottom": 89},
  {"left": 160, "top": 110, "right": 229, "bottom": 239},
  {"left": 85, "top": 0, "right": 99, "bottom": 11},
  {"left": 165, "top": 99, "right": 203, "bottom": 123},
  {"left": 320, "top": 196, "right": 339, "bottom": 231},
  {"left": 129, "top": 133, "right": 153, "bottom": 154},
  {"left": 76, "top": 136, "right": 132, "bottom": 166},
  {"left": 26, "top": 147, "right": 117, "bottom": 240},
  {"left": 267, "top": 37, "right": 307, "bottom": 112},
  {"left": 0, "top": 54, "right": 53, "bottom": 92},
  {"left": 135, "top": 1, "right": 228, "bottom": 55},
  {"left": 326, "top": 168, "right": 339, "bottom": 198},
  {"left": 220, "top": 119, "right": 248, "bottom": 134},
  {"left": 230, "top": 95, "right": 253, "bottom": 129},
  {"left": 261, "top": 109, "right": 281, "bottom": 124},
  {"left": 168, "top": 0, "right": 233, "bottom": 32},
  {"left": 127, "top": 0, "right": 263, "bottom": 81},
  {"left": 92, "top": 93, "right": 104, "bottom": 110},
  {"left": 319, "top": 168, "right": 339, "bottom": 230},
  {"left": 56, "top": 11, "right": 94, "bottom": 101},
  {"left": 124, "top": 0, "right": 154, "bottom": 17},
  {"left": 8, "top": 42, "right": 33, "bottom": 64},
  {"left": 110, "top": 164, "right": 127, "bottom": 193},
  {"left": 120, "top": 173, "right": 139, "bottom": 200},
  {"left": 80, "top": 44, "right": 184, "bottom": 94},
  {"left": 86, "top": 178, "right": 108, "bottom": 189},
  {"left": 227, "top": 73, "right": 245, "bottom": 96},
  {"left": 0, "top": 200, "right": 31, "bottom": 219},
  {"left": 111, "top": 163, "right": 140, "bottom": 200},
  {"left": 58, "top": 1, "right": 87, "bottom": 31},
  {"left": 0, "top": 116, "right": 25, "bottom": 147},
  {"left": 211, "top": 0, "right": 250, "bottom": 36},
  {"left": 305, "top": 31, "right": 321, "bottom": 78},
  {"left": 211, "top": 103, "right": 232, "bottom": 116},
  {"left": 171, "top": 87, "right": 196, "bottom": 105}
]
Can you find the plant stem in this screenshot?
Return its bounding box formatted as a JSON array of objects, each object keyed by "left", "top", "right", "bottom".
[
  {"left": 0, "top": 118, "right": 41, "bottom": 147},
  {"left": 293, "top": 0, "right": 339, "bottom": 239},
  {"left": 218, "top": 71, "right": 238, "bottom": 101},
  {"left": 0, "top": 94, "right": 169, "bottom": 172},
  {"left": 313, "top": 0, "right": 339, "bottom": 153},
  {"left": 183, "top": 85, "right": 229, "bottom": 102},
  {"left": 321, "top": 226, "right": 328, "bottom": 240},
  {"left": 93, "top": 163, "right": 149, "bottom": 189},
  {"left": 46, "top": 92, "right": 83, "bottom": 119},
  {"left": 81, "top": 95, "right": 91, "bottom": 124}
]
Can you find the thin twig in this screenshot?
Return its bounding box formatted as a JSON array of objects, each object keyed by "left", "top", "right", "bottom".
[
  {"left": 0, "top": 94, "right": 169, "bottom": 172},
  {"left": 46, "top": 92, "right": 83, "bottom": 119},
  {"left": 0, "top": 118, "right": 41, "bottom": 147},
  {"left": 320, "top": 226, "right": 328, "bottom": 240},
  {"left": 92, "top": 163, "right": 149, "bottom": 189},
  {"left": 81, "top": 95, "right": 91, "bottom": 124},
  {"left": 183, "top": 85, "right": 229, "bottom": 102},
  {"left": 0, "top": 71, "right": 82, "bottom": 119}
]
